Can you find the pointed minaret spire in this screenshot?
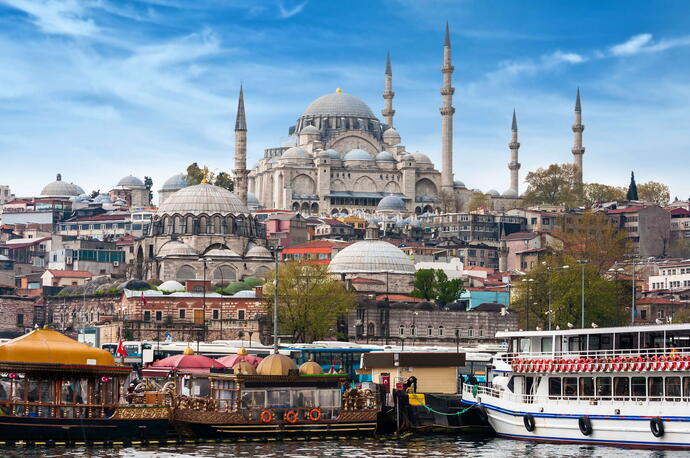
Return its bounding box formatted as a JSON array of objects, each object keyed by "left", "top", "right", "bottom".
[
  {"left": 382, "top": 51, "right": 395, "bottom": 128},
  {"left": 508, "top": 109, "right": 521, "bottom": 197},
  {"left": 440, "top": 21, "right": 456, "bottom": 192},
  {"left": 572, "top": 88, "right": 585, "bottom": 185},
  {"left": 234, "top": 84, "right": 248, "bottom": 205}
]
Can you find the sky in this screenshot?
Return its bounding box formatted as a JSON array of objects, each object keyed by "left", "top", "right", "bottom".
[{"left": 1, "top": 0, "right": 690, "bottom": 201}]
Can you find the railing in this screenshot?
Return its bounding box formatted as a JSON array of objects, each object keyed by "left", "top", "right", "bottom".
[
  {"left": 498, "top": 347, "right": 690, "bottom": 364},
  {"left": 0, "top": 400, "right": 118, "bottom": 419}
]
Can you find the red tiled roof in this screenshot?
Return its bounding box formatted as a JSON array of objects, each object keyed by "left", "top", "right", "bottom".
[
  {"left": 69, "top": 214, "right": 128, "bottom": 222},
  {"left": 283, "top": 240, "right": 351, "bottom": 253},
  {"left": 668, "top": 208, "right": 690, "bottom": 217},
  {"left": 375, "top": 294, "right": 425, "bottom": 302},
  {"left": 45, "top": 270, "right": 92, "bottom": 278},
  {"left": 318, "top": 218, "right": 351, "bottom": 227},
  {"left": 465, "top": 266, "right": 494, "bottom": 273}
]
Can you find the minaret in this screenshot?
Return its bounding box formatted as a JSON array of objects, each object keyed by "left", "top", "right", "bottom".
[
  {"left": 440, "top": 22, "right": 455, "bottom": 192},
  {"left": 572, "top": 88, "right": 585, "bottom": 185},
  {"left": 508, "top": 109, "right": 521, "bottom": 195},
  {"left": 381, "top": 51, "right": 395, "bottom": 128},
  {"left": 234, "top": 84, "right": 248, "bottom": 205}
]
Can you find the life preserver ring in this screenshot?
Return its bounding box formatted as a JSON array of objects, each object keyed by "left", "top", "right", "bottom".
[
  {"left": 606, "top": 357, "right": 614, "bottom": 372},
  {"left": 622, "top": 357, "right": 631, "bottom": 371},
  {"left": 523, "top": 413, "right": 536, "bottom": 432},
  {"left": 683, "top": 356, "right": 690, "bottom": 370},
  {"left": 512, "top": 359, "right": 522, "bottom": 373},
  {"left": 643, "top": 356, "right": 653, "bottom": 371},
  {"left": 579, "top": 416, "right": 593, "bottom": 436},
  {"left": 671, "top": 358, "right": 683, "bottom": 371},
  {"left": 659, "top": 356, "right": 668, "bottom": 371},
  {"left": 650, "top": 356, "right": 659, "bottom": 371},
  {"left": 577, "top": 359, "right": 585, "bottom": 373},
  {"left": 633, "top": 356, "right": 644, "bottom": 371},
  {"left": 285, "top": 410, "right": 298, "bottom": 424},
  {"left": 545, "top": 359, "right": 554, "bottom": 372},
  {"left": 613, "top": 357, "right": 622, "bottom": 372},
  {"left": 584, "top": 358, "right": 594, "bottom": 372},
  {"left": 309, "top": 408, "right": 321, "bottom": 422},
  {"left": 650, "top": 417, "right": 665, "bottom": 437},
  {"left": 260, "top": 410, "right": 272, "bottom": 423}
]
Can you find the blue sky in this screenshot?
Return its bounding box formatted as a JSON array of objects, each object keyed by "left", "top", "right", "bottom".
[{"left": 1, "top": 0, "right": 690, "bottom": 200}]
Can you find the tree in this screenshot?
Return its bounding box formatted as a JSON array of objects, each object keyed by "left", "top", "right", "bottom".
[
  {"left": 411, "top": 269, "right": 465, "bottom": 305},
  {"left": 584, "top": 183, "right": 626, "bottom": 207},
  {"left": 262, "top": 262, "right": 355, "bottom": 342},
  {"left": 638, "top": 181, "right": 670, "bottom": 207},
  {"left": 669, "top": 239, "right": 690, "bottom": 258},
  {"left": 556, "top": 211, "right": 631, "bottom": 274},
  {"left": 438, "top": 189, "right": 457, "bottom": 213},
  {"left": 214, "top": 172, "right": 234, "bottom": 191},
  {"left": 186, "top": 163, "right": 213, "bottom": 185},
  {"left": 412, "top": 269, "right": 436, "bottom": 301},
  {"left": 144, "top": 176, "right": 153, "bottom": 205},
  {"left": 90, "top": 189, "right": 100, "bottom": 199},
  {"left": 626, "top": 171, "right": 639, "bottom": 201},
  {"left": 522, "top": 163, "right": 581, "bottom": 208},
  {"left": 468, "top": 192, "right": 492, "bottom": 212},
  {"left": 672, "top": 308, "right": 690, "bottom": 324}
]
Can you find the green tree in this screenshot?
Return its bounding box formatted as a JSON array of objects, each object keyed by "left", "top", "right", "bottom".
[
  {"left": 186, "top": 163, "right": 213, "bottom": 185},
  {"left": 262, "top": 262, "right": 355, "bottom": 342},
  {"left": 522, "top": 163, "right": 581, "bottom": 207},
  {"left": 669, "top": 239, "right": 690, "bottom": 258},
  {"left": 468, "top": 192, "right": 492, "bottom": 212},
  {"left": 638, "top": 181, "right": 671, "bottom": 207},
  {"left": 626, "top": 171, "right": 639, "bottom": 201},
  {"left": 412, "top": 269, "right": 436, "bottom": 300},
  {"left": 214, "top": 172, "right": 234, "bottom": 191},
  {"left": 144, "top": 176, "right": 153, "bottom": 205},
  {"left": 434, "top": 270, "right": 465, "bottom": 306},
  {"left": 584, "top": 183, "right": 626, "bottom": 207}
]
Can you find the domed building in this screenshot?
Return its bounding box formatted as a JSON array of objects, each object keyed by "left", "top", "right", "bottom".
[
  {"left": 109, "top": 175, "right": 150, "bottom": 208},
  {"left": 40, "top": 174, "right": 82, "bottom": 197},
  {"left": 158, "top": 173, "right": 188, "bottom": 206},
  {"left": 133, "top": 181, "right": 271, "bottom": 282}
]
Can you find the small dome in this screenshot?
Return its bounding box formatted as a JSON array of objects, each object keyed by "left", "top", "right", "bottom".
[
  {"left": 183, "top": 347, "right": 195, "bottom": 355},
  {"left": 256, "top": 353, "right": 297, "bottom": 376},
  {"left": 247, "top": 192, "right": 260, "bottom": 207},
  {"left": 0, "top": 328, "right": 114, "bottom": 366},
  {"left": 344, "top": 149, "right": 373, "bottom": 161},
  {"left": 72, "top": 184, "right": 85, "bottom": 195},
  {"left": 300, "top": 125, "right": 320, "bottom": 135},
  {"left": 412, "top": 152, "right": 432, "bottom": 163},
  {"left": 41, "top": 174, "right": 80, "bottom": 197},
  {"left": 158, "top": 240, "right": 198, "bottom": 257},
  {"left": 282, "top": 147, "right": 311, "bottom": 160},
  {"left": 94, "top": 194, "right": 113, "bottom": 204},
  {"left": 162, "top": 173, "right": 188, "bottom": 191},
  {"left": 454, "top": 180, "right": 466, "bottom": 189},
  {"left": 117, "top": 175, "right": 144, "bottom": 187},
  {"left": 502, "top": 188, "right": 518, "bottom": 197},
  {"left": 158, "top": 182, "right": 249, "bottom": 215},
  {"left": 377, "top": 195, "right": 406, "bottom": 212},
  {"left": 325, "top": 149, "right": 341, "bottom": 160},
  {"left": 233, "top": 360, "right": 257, "bottom": 375},
  {"left": 487, "top": 189, "right": 500, "bottom": 197},
  {"left": 268, "top": 157, "right": 279, "bottom": 164},
  {"left": 113, "top": 200, "right": 126, "bottom": 206},
  {"left": 246, "top": 243, "right": 272, "bottom": 258},
  {"left": 299, "top": 360, "right": 324, "bottom": 375},
  {"left": 329, "top": 240, "right": 415, "bottom": 274},
  {"left": 158, "top": 280, "right": 185, "bottom": 293},
  {"left": 302, "top": 91, "right": 376, "bottom": 118},
  {"left": 383, "top": 127, "right": 401, "bottom": 145},
  {"left": 375, "top": 151, "right": 396, "bottom": 162},
  {"left": 282, "top": 137, "right": 297, "bottom": 148},
  {"left": 204, "top": 247, "right": 241, "bottom": 258},
  {"left": 232, "top": 290, "right": 256, "bottom": 298}
]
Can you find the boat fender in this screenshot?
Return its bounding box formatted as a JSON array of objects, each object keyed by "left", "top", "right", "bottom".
[
  {"left": 523, "top": 413, "right": 536, "bottom": 432},
  {"left": 309, "top": 408, "right": 322, "bottom": 422},
  {"left": 650, "top": 417, "right": 664, "bottom": 438},
  {"left": 260, "top": 410, "right": 272, "bottom": 423},
  {"left": 578, "top": 416, "right": 593, "bottom": 436},
  {"left": 285, "top": 410, "right": 298, "bottom": 424}
]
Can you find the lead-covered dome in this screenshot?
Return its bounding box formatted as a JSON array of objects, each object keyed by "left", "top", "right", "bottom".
[
  {"left": 300, "top": 125, "right": 321, "bottom": 135},
  {"left": 329, "top": 240, "right": 415, "bottom": 274},
  {"left": 302, "top": 91, "right": 376, "bottom": 119},
  {"left": 162, "top": 173, "right": 188, "bottom": 191},
  {"left": 377, "top": 195, "right": 406, "bottom": 212},
  {"left": 383, "top": 127, "right": 401, "bottom": 145},
  {"left": 117, "top": 175, "right": 144, "bottom": 187},
  {"left": 158, "top": 241, "right": 197, "bottom": 257},
  {"left": 41, "top": 174, "right": 80, "bottom": 197},
  {"left": 412, "top": 152, "right": 432, "bottom": 163},
  {"left": 282, "top": 147, "right": 311, "bottom": 160},
  {"left": 158, "top": 182, "right": 249, "bottom": 215},
  {"left": 375, "top": 151, "right": 396, "bottom": 162},
  {"left": 344, "top": 149, "right": 373, "bottom": 161}
]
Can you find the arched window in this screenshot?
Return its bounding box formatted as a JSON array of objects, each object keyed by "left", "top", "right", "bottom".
[
  {"left": 399, "top": 326, "right": 404, "bottom": 336},
  {"left": 438, "top": 325, "right": 444, "bottom": 337},
  {"left": 176, "top": 265, "right": 196, "bottom": 282},
  {"left": 173, "top": 216, "right": 183, "bottom": 234},
  {"left": 367, "top": 323, "right": 375, "bottom": 337},
  {"left": 213, "top": 216, "right": 222, "bottom": 234},
  {"left": 427, "top": 325, "right": 433, "bottom": 336},
  {"left": 213, "top": 265, "right": 237, "bottom": 286},
  {"left": 198, "top": 216, "right": 208, "bottom": 234}
]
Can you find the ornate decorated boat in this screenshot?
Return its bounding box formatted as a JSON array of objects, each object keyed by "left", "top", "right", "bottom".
[
  {"left": 0, "top": 327, "right": 169, "bottom": 444},
  {"left": 167, "top": 352, "right": 380, "bottom": 438}
]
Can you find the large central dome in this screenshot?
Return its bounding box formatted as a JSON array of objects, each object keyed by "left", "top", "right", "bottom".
[
  {"left": 158, "top": 182, "right": 249, "bottom": 215},
  {"left": 329, "top": 240, "right": 415, "bottom": 274},
  {"left": 302, "top": 91, "right": 376, "bottom": 119}
]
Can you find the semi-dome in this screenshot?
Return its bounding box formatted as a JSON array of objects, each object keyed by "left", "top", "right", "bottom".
[
  {"left": 412, "top": 152, "right": 432, "bottom": 163},
  {"left": 94, "top": 194, "right": 113, "bottom": 204},
  {"left": 487, "top": 189, "right": 500, "bottom": 197},
  {"left": 158, "top": 280, "right": 185, "bottom": 293},
  {"left": 41, "top": 174, "right": 80, "bottom": 197},
  {"left": 162, "top": 173, "right": 188, "bottom": 191},
  {"left": 246, "top": 243, "right": 272, "bottom": 258},
  {"left": 281, "top": 147, "right": 311, "bottom": 160},
  {"left": 117, "top": 175, "right": 144, "bottom": 187},
  {"left": 158, "top": 182, "right": 249, "bottom": 215},
  {"left": 344, "top": 149, "right": 373, "bottom": 161},
  {"left": 204, "top": 248, "right": 241, "bottom": 258},
  {"left": 158, "top": 240, "right": 198, "bottom": 257},
  {"left": 375, "top": 151, "right": 396, "bottom": 162},
  {"left": 329, "top": 240, "right": 415, "bottom": 274},
  {"left": 247, "top": 192, "right": 260, "bottom": 206},
  {"left": 72, "top": 184, "right": 85, "bottom": 195},
  {"left": 382, "top": 127, "right": 401, "bottom": 145},
  {"left": 282, "top": 137, "right": 297, "bottom": 148},
  {"left": 502, "top": 189, "right": 518, "bottom": 197},
  {"left": 325, "top": 149, "right": 341, "bottom": 160},
  {"left": 300, "top": 125, "right": 321, "bottom": 135},
  {"left": 454, "top": 180, "right": 467, "bottom": 189},
  {"left": 302, "top": 91, "right": 376, "bottom": 119},
  {"left": 256, "top": 353, "right": 298, "bottom": 376},
  {"left": 376, "top": 195, "right": 406, "bottom": 212}
]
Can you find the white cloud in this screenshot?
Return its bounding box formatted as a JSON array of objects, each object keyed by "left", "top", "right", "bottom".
[
  {"left": 277, "top": 0, "right": 307, "bottom": 19},
  {"left": 610, "top": 33, "right": 653, "bottom": 56},
  {"left": 2, "top": 0, "right": 100, "bottom": 36}
]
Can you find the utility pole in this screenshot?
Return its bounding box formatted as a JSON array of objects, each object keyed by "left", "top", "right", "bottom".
[{"left": 269, "top": 245, "right": 283, "bottom": 354}]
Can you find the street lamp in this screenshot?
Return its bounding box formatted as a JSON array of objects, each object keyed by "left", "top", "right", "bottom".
[
  {"left": 576, "top": 260, "right": 590, "bottom": 328},
  {"left": 521, "top": 278, "right": 534, "bottom": 330},
  {"left": 269, "top": 244, "right": 283, "bottom": 354}
]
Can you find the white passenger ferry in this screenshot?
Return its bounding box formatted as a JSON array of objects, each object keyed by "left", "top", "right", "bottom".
[{"left": 462, "top": 323, "right": 690, "bottom": 449}]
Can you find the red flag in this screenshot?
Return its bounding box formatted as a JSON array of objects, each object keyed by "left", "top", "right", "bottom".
[
  {"left": 116, "top": 340, "right": 128, "bottom": 357},
  {"left": 141, "top": 291, "right": 148, "bottom": 306}
]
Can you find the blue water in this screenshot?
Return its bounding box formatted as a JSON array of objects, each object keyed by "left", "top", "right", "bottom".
[{"left": 1, "top": 436, "right": 684, "bottom": 457}]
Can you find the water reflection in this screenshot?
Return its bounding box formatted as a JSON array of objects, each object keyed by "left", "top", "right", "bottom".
[{"left": 0, "top": 436, "right": 684, "bottom": 458}]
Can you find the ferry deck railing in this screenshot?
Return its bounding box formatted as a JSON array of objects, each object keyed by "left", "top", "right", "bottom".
[{"left": 498, "top": 347, "right": 690, "bottom": 364}]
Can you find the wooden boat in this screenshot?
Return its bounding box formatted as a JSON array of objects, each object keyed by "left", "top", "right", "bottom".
[
  {"left": 0, "top": 327, "right": 169, "bottom": 443},
  {"left": 165, "top": 352, "right": 380, "bottom": 438}
]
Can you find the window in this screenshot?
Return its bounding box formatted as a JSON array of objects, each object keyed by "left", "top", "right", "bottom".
[
  {"left": 143, "top": 311, "right": 151, "bottom": 321},
  {"left": 399, "top": 326, "right": 404, "bottom": 336},
  {"left": 579, "top": 377, "right": 594, "bottom": 399},
  {"left": 438, "top": 326, "right": 443, "bottom": 337},
  {"left": 427, "top": 326, "right": 433, "bottom": 336},
  {"left": 666, "top": 377, "right": 681, "bottom": 400},
  {"left": 213, "top": 310, "right": 219, "bottom": 320},
  {"left": 596, "top": 377, "right": 611, "bottom": 398},
  {"left": 16, "top": 314, "right": 23, "bottom": 326},
  {"left": 155, "top": 311, "right": 162, "bottom": 321},
  {"left": 614, "top": 377, "right": 629, "bottom": 400},
  {"left": 467, "top": 328, "right": 474, "bottom": 337},
  {"left": 479, "top": 329, "right": 484, "bottom": 337},
  {"left": 179, "top": 309, "right": 186, "bottom": 319},
  {"left": 548, "top": 377, "right": 561, "bottom": 399},
  {"left": 238, "top": 310, "right": 246, "bottom": 320},
  {"left": 563, "top": 377, "right": 577, "bottom": 398},
  {"left": 648, "top": 377, "right": 663, "bottom": 401}
]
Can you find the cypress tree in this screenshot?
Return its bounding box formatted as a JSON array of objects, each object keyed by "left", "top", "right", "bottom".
[{"left": 627, "top": 171, "right": 639, "bottom": 201}]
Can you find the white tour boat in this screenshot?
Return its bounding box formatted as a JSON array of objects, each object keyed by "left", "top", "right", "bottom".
[{"left": 462, "top": 323, "right": 690, "bottom": 449}]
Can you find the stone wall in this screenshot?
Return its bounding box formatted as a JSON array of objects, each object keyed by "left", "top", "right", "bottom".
[{"left": 0, "top": 295, "right": 38, "bottom": 337}]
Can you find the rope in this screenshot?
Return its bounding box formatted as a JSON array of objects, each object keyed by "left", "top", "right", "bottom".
[{"left": 409, "top": 388, "right": 481, "bottom": 417}]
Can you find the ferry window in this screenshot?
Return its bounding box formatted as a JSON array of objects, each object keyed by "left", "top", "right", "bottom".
[
  {"left": 541, "top": 337, "right": 553, "bottom": 353},
  {"left": 563, "top": 377, "right": 577, "bottom": 398},
  {"left": 548, "top": 377, "right": 561, "bottom": 398},
  {"left": 241, "top": 390, "right": 265, "bottom": 409},
  {"left": 683, "top": 377, "right": 690, "bottom": 399},
  {"left": 267, "top": 389, "right": 290, "bottom": 407},
  {"left": 193, "top": 378, "right": 210, "bottom": 397},
  {"left": 568, "top": 337, "right": 580, "bottom": 352},
  {"left": 588, "top": 335, "right": 601, "bottom": 351},
  {"left": 519, "top": 338, "right": 531, "bottom": 353},
  {"left": 619, "top": 334, "right": 633, "bottom": 350},
  {"left": 596, "top": 377, "right": 611, "bottom": 398},
  {"left": 631, "top": 377, "right": 646, "bottom": 399},
  {"left": 579, "top": 377, "right": 594, "bottom": 399},
  {"left": 613, "top": 377, "right": 630, "bottom": 400},
  {"left": 648, "top": 377, "right": 663, "bottom": 401},
  {"left": 0, "top": 377, "right": 9, "bottom": 400},
  {"left": 666, "top": 377, "right": 681, "bottom": 400}
]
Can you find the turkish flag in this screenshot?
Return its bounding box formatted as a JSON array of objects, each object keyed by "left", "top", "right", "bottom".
[
  {"left": 141, "top": 291, "right": 148, "bottom": 306},
  {"left": 116, "top": 340, "right": 128, "bottom": 357}
]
